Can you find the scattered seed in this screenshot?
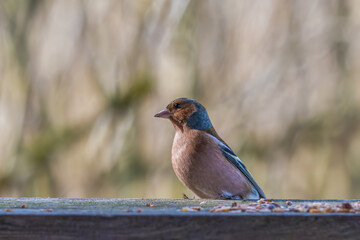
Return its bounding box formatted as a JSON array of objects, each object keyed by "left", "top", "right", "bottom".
[
  {"left": 146, "top": 203, "right": 156, "bottom": 207},
  {"left": 272, "top": 207, "right": 284, "bottom": 213},
  {"left": 214, "top": 207, "right": 231, "bottom": 212},
  {"left": 272, "top": 202, "right": 280, "bottom": 207},
  {"left": 191, "top": 206, "right": 202, "bottom": 211},
  {"left": 182, "top": 206, "right": 201, "bottom": 212},
  {"left": 342, "top": 202, "right": 352, "bottom": 209},
  {"left": 310, "top": 209, "right": 325, "bottom": 213},
  {"left": 178, "top": 200, "right": 360, "bottom": 214}
]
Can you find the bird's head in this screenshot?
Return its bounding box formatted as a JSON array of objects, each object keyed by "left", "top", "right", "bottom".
[{"left": 154, "top": 98, "right": 213, "bottom": 131}]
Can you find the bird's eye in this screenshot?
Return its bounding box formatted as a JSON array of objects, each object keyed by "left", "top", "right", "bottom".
[{"left": 174, "top": 103, "right": 181, "bottom": 109}]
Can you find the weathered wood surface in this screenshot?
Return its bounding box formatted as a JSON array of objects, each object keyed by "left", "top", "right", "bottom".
[{"left": 0, "top": 198, "right": 359, "bottom": 240}]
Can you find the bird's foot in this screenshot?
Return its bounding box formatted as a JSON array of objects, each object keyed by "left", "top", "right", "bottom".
[{"left": 216, "top": 193, "right": 242, "bottom": 200}]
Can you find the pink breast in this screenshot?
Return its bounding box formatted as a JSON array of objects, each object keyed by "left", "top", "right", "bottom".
[{"left": 171, "top": 129, "right": 252, "bottom": 199}]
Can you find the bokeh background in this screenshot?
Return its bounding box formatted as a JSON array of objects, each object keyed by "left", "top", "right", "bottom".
[{"left": 1, "top": 0, "right": 360, "bottom": 199}]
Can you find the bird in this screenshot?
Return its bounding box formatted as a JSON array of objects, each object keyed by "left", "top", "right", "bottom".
[{"left": 154, "top": 98, "right": 266, "bottom": 200}]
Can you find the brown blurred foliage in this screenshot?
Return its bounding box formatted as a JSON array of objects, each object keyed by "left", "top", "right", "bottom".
[{"left": 0, "top": 0, "right": 359, "bottom": 199}]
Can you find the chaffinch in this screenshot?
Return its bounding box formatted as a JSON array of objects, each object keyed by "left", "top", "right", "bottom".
[{"left": 155, "top": 98, "right": 266, "bottom": 200}]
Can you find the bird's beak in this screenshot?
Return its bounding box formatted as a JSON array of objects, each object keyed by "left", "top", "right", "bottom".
[{"left": 154, "top": 109, "right": 172, "bottom": 118}]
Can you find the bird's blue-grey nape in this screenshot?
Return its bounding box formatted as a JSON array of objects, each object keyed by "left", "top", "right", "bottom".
[{"left": 186, "top": 101, "right": 213, "bottom": 130}]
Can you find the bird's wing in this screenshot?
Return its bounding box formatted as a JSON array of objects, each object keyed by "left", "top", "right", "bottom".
[
  {"left": 221, "top": 145, "right": 266, "bottom": 198},
  {"left": 206, "top": 132, "right": 266, "bottom": 198}
]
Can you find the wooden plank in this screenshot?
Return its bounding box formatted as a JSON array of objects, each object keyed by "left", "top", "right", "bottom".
[{"left": 0, "top": 198, "right": 359, "bottom": 240}]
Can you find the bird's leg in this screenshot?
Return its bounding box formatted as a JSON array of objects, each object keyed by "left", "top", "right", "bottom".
[{"left": 216, "top": 193, "right": 243, "bottom": 200}]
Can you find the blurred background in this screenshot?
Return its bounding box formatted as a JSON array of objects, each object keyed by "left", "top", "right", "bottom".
[{"left": 0, "top": 0, "right": 360, "bottom": 199}]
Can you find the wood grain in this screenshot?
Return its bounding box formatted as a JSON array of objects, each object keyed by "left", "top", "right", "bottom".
[{"left": 0, "top": 198, "right": 359, "bottom": 240}]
